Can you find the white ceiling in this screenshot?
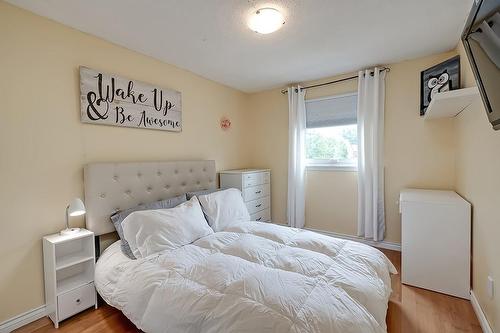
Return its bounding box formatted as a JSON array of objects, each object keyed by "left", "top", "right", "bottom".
[{"left": 7, "top": 0, "right": 473, "bottom": 93}]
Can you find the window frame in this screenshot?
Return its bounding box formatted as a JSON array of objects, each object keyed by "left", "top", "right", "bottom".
[{"left": 304, "top": 92, "right": 358, "bottom": 172}]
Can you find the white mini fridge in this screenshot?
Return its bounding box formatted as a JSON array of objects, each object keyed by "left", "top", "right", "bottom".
[{"left": 399, "top": 189, "right": 471, "bottom": 299}]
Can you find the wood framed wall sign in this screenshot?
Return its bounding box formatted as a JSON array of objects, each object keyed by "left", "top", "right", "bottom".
[{"left": 80, "top": 67, "right": 182, "bottom": 131}]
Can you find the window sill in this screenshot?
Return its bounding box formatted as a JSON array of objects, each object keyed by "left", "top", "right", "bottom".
[{"left": 306, "top": 165, "right": 358, "bottom": 172}]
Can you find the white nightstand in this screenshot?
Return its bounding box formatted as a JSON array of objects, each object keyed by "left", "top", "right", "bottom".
[{"left": 43, "top": 229, "right": 97, "bottom": 328}]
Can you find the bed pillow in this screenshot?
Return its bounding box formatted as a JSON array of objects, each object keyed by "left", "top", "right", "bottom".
[
  {"left": 121, "top": 196, "right": 214, "bottom": 258},
  {"left": 186, "top": 188, "right": 224, "bottom": 200},
  {"left": 197, "top": 188, "right": 251, "bottom": 232},
  {"left": 110, "top": 194, "right": 187, "bottom": 259}
]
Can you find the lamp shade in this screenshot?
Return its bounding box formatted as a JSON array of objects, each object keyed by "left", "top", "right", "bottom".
[{"left": 68, "top": 198, "right": 86, "bottom": 217}]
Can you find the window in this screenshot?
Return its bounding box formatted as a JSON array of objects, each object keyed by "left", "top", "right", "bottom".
[{"left": 305, "top": 93, "right": 358, "bottom": 170}]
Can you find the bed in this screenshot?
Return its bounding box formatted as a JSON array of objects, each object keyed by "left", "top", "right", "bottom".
[{"left": 85, "top": 160, "right": 396, "bottom": 333}]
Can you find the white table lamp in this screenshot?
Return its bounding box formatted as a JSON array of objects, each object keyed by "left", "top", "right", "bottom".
[{"left": 61, "top": 198, "right": 86, "bottom": 235}]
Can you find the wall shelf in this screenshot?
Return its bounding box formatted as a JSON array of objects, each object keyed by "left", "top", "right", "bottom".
[{"left": 423, "top": 87, "right": 479, "bottom": 120}]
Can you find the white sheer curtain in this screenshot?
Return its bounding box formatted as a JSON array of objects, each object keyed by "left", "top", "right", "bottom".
[
  {"left": 357, "top": 68, "right": 386, "bottom": 241},
  {"left": 287, "top": 86, "right": 306, "bottom": 228}
]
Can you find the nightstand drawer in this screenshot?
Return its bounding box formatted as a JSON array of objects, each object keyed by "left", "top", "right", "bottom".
[
  {"left": 250, "top": 208, "right": 270, "bottom": 222},
  {"left": 243, "top": 184, "right": 270, "bottom": 202},
  {"left": 243, "top": 171, "right": 270, "bottom": 188},
  {"left": 246, "top": 196, "right": 270, "bottom": 214},
  {"left": 57, "top": 282, "right": 95, "bottom": 321}
]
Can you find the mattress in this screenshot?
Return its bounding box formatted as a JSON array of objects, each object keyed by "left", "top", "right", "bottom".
[{"left": 95, "top": 222, "right": 396, "bottom": 333}]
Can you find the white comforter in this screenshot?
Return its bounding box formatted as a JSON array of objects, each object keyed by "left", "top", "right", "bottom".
[{"left": 96, "top": 222, "right": 396, "bottom": 333}]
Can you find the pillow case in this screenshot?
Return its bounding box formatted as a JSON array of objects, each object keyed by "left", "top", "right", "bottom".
[
  {"left": 186, "top": 188, "right": 225, "bottom": 200},
  {"left": 110, "top": 194, "right": 187, "bottom": 259},
  {"left": 122, "top": 196, "right": 214, "bottom": 258},
  {"left": 197, "top": 188, "right": 250, "bottom": 232}
]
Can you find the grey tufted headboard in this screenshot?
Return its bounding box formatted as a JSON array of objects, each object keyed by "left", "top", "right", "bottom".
[{"left": 84, "top": 160, "right": 216, "bottom": 236}]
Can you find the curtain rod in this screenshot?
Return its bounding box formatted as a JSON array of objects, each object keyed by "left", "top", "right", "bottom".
[{"left": 280, "top": 67, "right": 390, "bottom": 94}]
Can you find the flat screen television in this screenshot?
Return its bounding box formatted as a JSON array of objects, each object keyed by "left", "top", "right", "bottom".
[{"left": 462, "top": 0, "right": 500, "bottom": 130}]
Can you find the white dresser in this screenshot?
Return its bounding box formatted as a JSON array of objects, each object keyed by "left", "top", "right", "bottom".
[
  {"left": 399, "top": 189, "right": 471, "bottom": 299},
  {"left": 220, "top": 169, "right": 271, "bottom": 222}
]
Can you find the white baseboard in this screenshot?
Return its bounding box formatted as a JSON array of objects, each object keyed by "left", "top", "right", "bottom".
[
  {"left": 305, "top": 227, "right": 401, "bottom": 252},
  {"left": 0, "top": 305, "right": 46, "bottom": 333},
  {"left": 470, "top": 290, "right": 493, "bottom": 333}
]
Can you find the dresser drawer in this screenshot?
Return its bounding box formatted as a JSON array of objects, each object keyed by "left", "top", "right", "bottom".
[
  {"left": 57, "top": 282, "right": 95, "bottom": 321},
  {"left": 243, "top": 171, "right": 270, "bottom": 188},
  {"left": 243, "top": 184, "right": 270, "bottom": 202},
  {"left": 246, "top": 196, "right": 270, "bottom": 214},
  {"left": 250, "top": 208, "right": 271, "bottom": 222}
]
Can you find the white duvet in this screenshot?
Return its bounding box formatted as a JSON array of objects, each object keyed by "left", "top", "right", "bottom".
[{"left": 96, "top": 222, "right": 396, "bottom": 333}]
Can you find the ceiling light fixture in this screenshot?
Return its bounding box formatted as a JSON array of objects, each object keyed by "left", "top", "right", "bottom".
[{"left": 248, "top": 8, "right": 285, "bottom": 34}]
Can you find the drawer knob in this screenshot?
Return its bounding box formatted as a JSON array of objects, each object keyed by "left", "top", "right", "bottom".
[
  {"left": 256, "top": 217, "right": 262, "bottom": 221},
  {"left": 255, "top": 191, "right": 262, "bottom": 194},
  {"left": 76, "top": 299, "right": 81, "bottom": 304},
  {"left": 256, "top": 204, "right": 262, "bottom": 208}
]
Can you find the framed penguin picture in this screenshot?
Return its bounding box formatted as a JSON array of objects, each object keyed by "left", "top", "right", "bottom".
[{"left": 420, "top": 56, "right": 460, "bottom": 116}]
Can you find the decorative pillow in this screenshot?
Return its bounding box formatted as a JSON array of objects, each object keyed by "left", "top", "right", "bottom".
[
  {"left": 110, "top": 194, "right": 187, "bottom": 259},
  {"left": 197, "top": 188, "right": 251, "bottom": 232},
  {"left": 186, "top": 188, "right": 225, "bottom": 200},
  {"left": 122, "top": 196, "right": 213, "bottom": 258}
]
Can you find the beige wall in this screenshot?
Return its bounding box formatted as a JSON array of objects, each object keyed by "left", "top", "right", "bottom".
[
  {"left": 2, "top": 1, "right": 498, "bottom": 328},
  {"left": 246, "top": 51, "right": 458, "bottom": 243},
  {"left": 245, "top": 88, "right": 289, "bottom": 225},
  {"left": 455, "top": 43, "right": 499, "bottom": 331},
  {"left": 0, "top": 2, "right": 249, "bottom": 322}
]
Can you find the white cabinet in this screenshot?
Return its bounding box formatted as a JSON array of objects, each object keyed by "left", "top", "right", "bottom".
[
  {"left": 43, "top": 229, "right": 97, "bottom": 328},
  {"left": 399, "top": 189, "right": 471, "bottom": 299},
  {"left": 220, "top": 169, "right": 271, "bottom": 222}
]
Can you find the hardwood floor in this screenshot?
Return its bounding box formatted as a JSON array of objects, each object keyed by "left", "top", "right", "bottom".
[
  {"left": 381, "top": 249, "right": 482, "bottom": 333},
  {"left": 13, "top": 305, "right": 138, "bottom": 333},
  {"left": 15, "top": 249, "right": 481, "bottom": 333}
]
